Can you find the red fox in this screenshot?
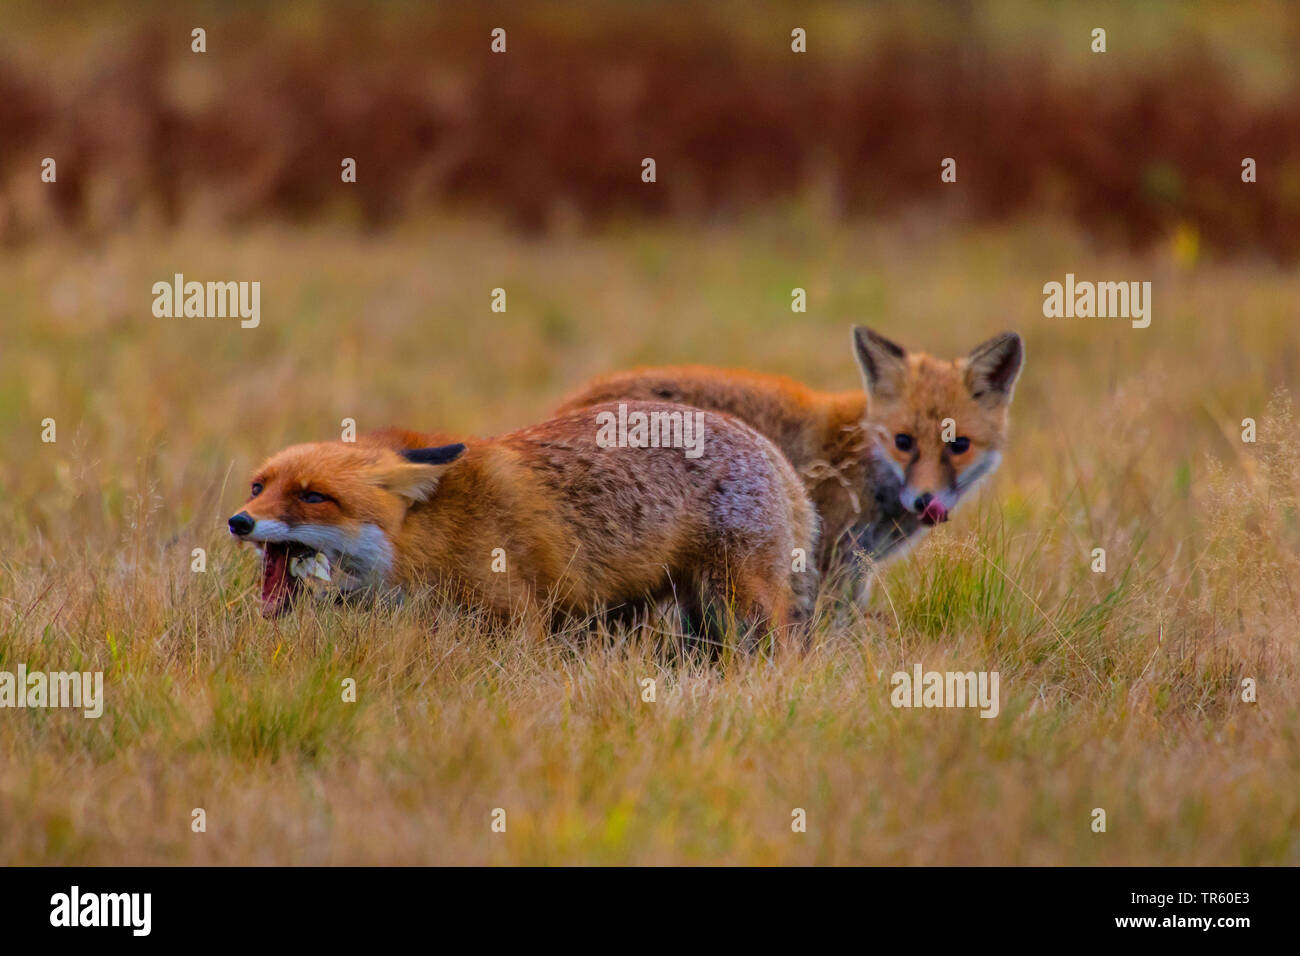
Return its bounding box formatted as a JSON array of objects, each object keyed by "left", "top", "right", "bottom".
[
  {"left": 554, "top": 327, "right": 1024, "bottom": 598},
  {"left": 227, "top": 402, "right": 818, "bottom": 643}
]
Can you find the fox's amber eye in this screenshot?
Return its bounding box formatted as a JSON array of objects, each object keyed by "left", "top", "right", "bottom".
[
  {"left": 250, "top": 482, "right": 263, "bottom": 497},
  {"left": 948, "top": 436, "right": 971, "bottom": 454},
  {"left": 300, "top": 491, "right": 329, "bottom": 504},
  {"left": 894, "top": 433, "right": 914, "bottom": 453}
]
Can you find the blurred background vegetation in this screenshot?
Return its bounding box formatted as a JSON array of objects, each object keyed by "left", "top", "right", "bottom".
[{"left": 3, "top": 0, "right": 1300, "bottom": 258}]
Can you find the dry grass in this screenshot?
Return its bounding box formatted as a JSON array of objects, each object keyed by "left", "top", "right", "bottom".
[{"left": 1, "top": 214, "right": 1298, "bottom": 864}]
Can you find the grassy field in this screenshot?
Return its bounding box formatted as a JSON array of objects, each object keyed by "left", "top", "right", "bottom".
[{"left": 1, "top": 214, "right": 1297, "bottom": 864}]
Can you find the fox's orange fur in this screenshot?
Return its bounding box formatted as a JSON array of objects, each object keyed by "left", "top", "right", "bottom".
[
  {"left": 555, "top": 327, "right": 1024, "bottom": 598},
  {"left": 229, "top": 403, "right": 818, "bottom": 643}
]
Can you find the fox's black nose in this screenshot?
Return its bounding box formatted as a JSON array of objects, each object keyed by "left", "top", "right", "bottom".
[
  {"left": 228, "top": 512, "right": 255, "bottom": 536},
  {"left": 913, "top": 493, "right": 934, "bottom": 513}
]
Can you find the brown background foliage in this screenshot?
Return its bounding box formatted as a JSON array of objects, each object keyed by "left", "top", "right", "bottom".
[{"left": 2, "top": 2, "right": 1299, "bottom": 258}]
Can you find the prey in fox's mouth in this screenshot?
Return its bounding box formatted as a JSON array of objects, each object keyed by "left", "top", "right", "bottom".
[
  {"left": 227, "top": 509, "right": 393, "bottom": 618},
  {"left": 258, "top": 541, "right": 333, "bottom": 617}
]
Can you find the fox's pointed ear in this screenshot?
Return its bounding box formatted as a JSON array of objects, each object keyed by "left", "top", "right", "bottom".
[
  {"left": 964, "top": 332, "right": 1024, "bottom": 407},
  {"left": 380, "top": 445, "right": 466, "bottom": 503},
  {"left": 851, "top": 326, "right": 908, "bottom": 399},
  {"left": 401, "top": 444, "right": 466, "bottom": 466}
]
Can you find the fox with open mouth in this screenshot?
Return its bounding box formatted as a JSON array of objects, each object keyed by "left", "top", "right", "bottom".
[
  {"left": 226, "top": 405, "right": 818, "bottom": 643},
  {"left": 227, "top": 427, "right": 456, "bottom": 618}
]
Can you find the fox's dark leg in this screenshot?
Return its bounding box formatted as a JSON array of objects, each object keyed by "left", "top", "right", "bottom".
[
  {"left": 600, "top": 599, "right": 650, "bottom": 633},
  {"left": 680, "top": 577, "right": 729, "bottom": 661}
]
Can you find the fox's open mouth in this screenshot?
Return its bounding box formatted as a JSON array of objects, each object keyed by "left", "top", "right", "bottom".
[{"left": 260, "top": 542, "right": 333, "bottom": 618}]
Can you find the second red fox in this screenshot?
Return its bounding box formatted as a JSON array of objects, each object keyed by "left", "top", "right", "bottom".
[{"left": 556, "top": 326, "right": 1024, "bottom": 601}]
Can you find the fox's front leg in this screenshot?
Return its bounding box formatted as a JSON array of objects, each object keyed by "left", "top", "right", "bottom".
[{"left": 845, "top": 514, "right": 921, "bottom": 611}]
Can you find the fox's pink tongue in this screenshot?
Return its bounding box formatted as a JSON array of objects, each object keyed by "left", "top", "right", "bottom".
[
  {"left": 261, "top": 544, "right": 292, "bottom": 617},
  {"left": 921, "top": 500, "right": 948, "bottom": 525}
]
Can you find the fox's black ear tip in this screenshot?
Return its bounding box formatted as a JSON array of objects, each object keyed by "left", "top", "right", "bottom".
[
  {"left": 401, "top": 443, "right": 466, "bottom": 465},
  {"left": 975, "top": 331, "right": 1023, "bottom": 353},
  {"left": 854, "top": 325, "right": 905, "bottom": 358}
]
